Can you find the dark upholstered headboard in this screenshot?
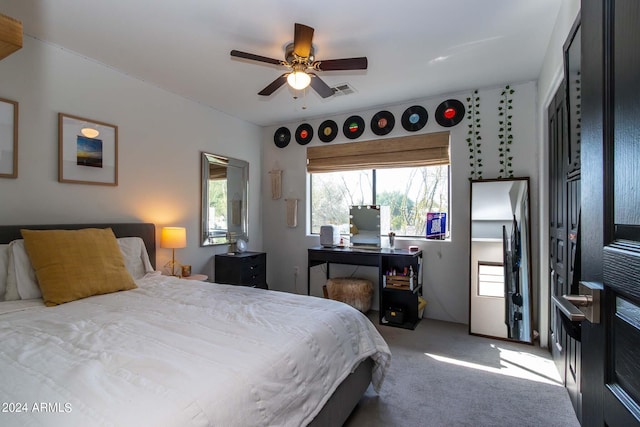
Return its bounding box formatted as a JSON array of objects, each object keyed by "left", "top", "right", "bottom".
[{"left": 0, "top": 223, "right": 156, "bottom": 269}]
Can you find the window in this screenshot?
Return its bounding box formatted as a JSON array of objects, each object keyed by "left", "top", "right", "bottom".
[
  {"left": 477, "top": 263, "right": 505, "bottom": 297},
  {"left": 310, "top": 166, "right": 449, "bottom": 236},
  {"left": 307, "top": 132, "right": 451, "bottom": 237}
]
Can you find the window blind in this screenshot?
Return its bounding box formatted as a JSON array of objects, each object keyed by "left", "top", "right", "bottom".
[
  {"left": 209, "top": 163, "right": 227, "bottom": 180},
  {"left": 306, "top": 131, "right": 450, "bottom": 173}
]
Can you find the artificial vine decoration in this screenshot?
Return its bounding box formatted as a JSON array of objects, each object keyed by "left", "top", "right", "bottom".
[
  {"left": 498, "top": 84, "right": 515, "bottom": 178},
  {"left": 466, "top": 89, "right": 482, "bottom": 180}
]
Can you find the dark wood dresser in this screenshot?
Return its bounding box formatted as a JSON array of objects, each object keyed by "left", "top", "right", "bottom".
[{"left": 214, "top": 252, "right": 267, "bottom": 289}]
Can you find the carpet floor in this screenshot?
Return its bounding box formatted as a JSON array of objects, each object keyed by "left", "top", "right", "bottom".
[{"left": 345, "top": 315, "right": 581, "bottom": 427}]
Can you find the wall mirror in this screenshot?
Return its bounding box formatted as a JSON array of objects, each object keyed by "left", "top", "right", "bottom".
[
  {"left": 201, "top": 152, "right": 249, "bottom": 246},
  {"left": 469, "top": 178, "right": 533, "bottom": 343}
]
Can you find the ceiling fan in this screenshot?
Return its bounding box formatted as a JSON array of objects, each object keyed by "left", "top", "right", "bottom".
[{"left": 230, "top": 23, "right": 368, "bottom": 98}]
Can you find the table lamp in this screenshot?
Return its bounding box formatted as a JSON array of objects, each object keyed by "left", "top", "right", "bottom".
[{"left": 161, "top": 227, "right": 187, "bottom": 276}]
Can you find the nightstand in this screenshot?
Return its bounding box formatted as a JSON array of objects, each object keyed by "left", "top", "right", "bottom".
[
  {"left": 214, "top": 252, "right": 267, "bottom": 289},
  {"left": 182, "top": 274, "right": 208, "bottom": 281}
]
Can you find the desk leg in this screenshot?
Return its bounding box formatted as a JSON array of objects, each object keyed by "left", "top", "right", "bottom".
[{"left": 307, "top": 262, "right": 330, "bottom": 296}]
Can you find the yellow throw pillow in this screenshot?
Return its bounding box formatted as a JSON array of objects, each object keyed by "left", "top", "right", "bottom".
[{"left": 21, "top": 228, "right": 137, "bottom": 306}]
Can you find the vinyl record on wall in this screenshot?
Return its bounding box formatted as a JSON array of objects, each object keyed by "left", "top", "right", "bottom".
[
  {"left": 273, "top": 126, "right": 291, "bottom": 148},
  {"left": 401, "top": 105, "right": 428, "bottom": 131},
  {"left": 435, "top": 99, "right": 465, "bottom": 127},
  {"left": 343, "top": 115, "right": 365, "bottom": 139},
  {"left": 295, "top": 123, "right": 314, "bottom": 145},
  {"left": 371, "top": 110, "right": 395, "bottom": 136},
  {"left": 318, "top": 120, "right": 338, "bottom": 143}
]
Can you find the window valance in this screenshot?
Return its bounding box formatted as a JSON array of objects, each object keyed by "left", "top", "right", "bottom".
[{"left": 306, "top": 131, "right": 450, "bottom": 173}]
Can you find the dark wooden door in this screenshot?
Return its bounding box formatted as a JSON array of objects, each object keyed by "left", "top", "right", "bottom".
[
  {"left": 548, "top": 79, "right": 582, "bottom": 419},
  {"left": 549, "top": 82, "right": 568, "bottom": 380},
  {"left": 581, "top": 1, "right": 640, "bottom": 425}
]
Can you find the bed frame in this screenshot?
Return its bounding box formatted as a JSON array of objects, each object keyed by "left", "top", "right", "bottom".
[
  {"left": 0, "top": 223, "right": 156, "bottom": 269},
  {"left": 0, "top": 222, "right": 371, "bottom": 426}
]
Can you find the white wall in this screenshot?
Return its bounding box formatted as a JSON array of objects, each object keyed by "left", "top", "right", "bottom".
[
  {"left": 0, "top": 36, "right": 264, "bottom": 276},
  {"left": 536, "top": 0, "right": 581, "bottom": 347},
  {"left": 261, "top": 81, "right": 539, "bottom": 325}
]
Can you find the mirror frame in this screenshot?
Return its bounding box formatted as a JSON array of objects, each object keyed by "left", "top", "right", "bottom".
[
  {"left": 469, "top": 177, "right": 533, "bottom": 344},
  {"left": 200, "top": 152, "right": 249, "bottom": 247}
]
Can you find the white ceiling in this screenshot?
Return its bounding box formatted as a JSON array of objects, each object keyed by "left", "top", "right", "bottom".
[{"left": 0, "top": 0, "right": 562, "bottom": 127}]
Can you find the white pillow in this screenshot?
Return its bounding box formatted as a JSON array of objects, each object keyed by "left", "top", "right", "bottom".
[
  {"left": 5, "top": 240, "right": 41, "bottom": 300},
  {"left": 117, "top": 237, "right": 154, "bottom": 280},
  {"left": 3, "top": 236, "right": 154, "bottom": 301},
  {"left": 0, "top": 244, "right": 10, "bottom": 301}
]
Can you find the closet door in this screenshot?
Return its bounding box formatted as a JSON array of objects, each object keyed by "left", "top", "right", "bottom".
[
  {"left": 548, "top": 78, "right": 582, "bottom": 420},
  {"left": 548, "top": 82, "right": 568, "bottom": 381},
  {"left": 581, "top": 1, "right": 640, "bottom": 425}
]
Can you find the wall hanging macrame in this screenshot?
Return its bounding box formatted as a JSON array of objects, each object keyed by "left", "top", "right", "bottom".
[
  {"left": 269, "top": 169, "right": 282, "bottom": 200},
  {"left": 231, "top": 199, "right": 242, "bottom": 226},
  {"left": 285, "top": 198, "right": 298, "bottom": 228}
]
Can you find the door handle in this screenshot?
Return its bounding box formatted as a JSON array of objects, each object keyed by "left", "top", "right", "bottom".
[
  {"left": 552, "top": 282, "right": 603, "bottom": 324},
  {"left": 552, "top": 295, "right": 585, "bottom": 321},
  {"left": 562, "top": 294, "right": 592, "bottom": 307}
]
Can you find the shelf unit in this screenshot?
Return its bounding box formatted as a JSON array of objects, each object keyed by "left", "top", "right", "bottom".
[{"left": 379, "top": 250, "right": 423, "bottom": 330}]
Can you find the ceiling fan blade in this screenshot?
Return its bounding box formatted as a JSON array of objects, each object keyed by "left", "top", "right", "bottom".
[
  {"left": 316, "top": 57, "right": 368, "bottom": 71},
  {"left": 230, "top": 49, "right": 282, "bottom": 66},
  {"left": 258, "top": 74, "right": 288, "bottom": 96},
  {"left": 293, "top": 23, "right": 314, "bottom": 58},
  {"left": 309, "top": 73, "right": 334, "bottom": 98}
]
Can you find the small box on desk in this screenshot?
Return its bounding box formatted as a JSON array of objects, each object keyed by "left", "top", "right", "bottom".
[
  {"left": 383, "top": 275, "right": 415, "bottom": 290},
  {"left": 385, "top": 306, "right": 405, "bottom": 325}
]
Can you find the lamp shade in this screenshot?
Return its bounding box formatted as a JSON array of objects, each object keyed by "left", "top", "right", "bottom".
[
  {"left": 287, "top": 70, "right": 311, "bottom": 90},
  {"left": 161, "top": 227, "right": 187, "bottom": 249}
]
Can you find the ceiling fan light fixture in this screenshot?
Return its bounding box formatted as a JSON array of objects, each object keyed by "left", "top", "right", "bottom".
[{"left": 287, "top": 70, "right": 311, "bottom": 90}]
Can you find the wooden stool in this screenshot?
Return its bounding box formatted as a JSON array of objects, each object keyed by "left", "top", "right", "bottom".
[{"left": 324, "top": 277, "right": 374, "bottom": 313}]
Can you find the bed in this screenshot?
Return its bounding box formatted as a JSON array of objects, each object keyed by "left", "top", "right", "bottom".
[{"left": 0, "top": 223, "right": 390, "bottom": 426}]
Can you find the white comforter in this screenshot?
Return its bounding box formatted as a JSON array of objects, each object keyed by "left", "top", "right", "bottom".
[{"left": 0, "top": 275, "right": 390, "bottom": 427}]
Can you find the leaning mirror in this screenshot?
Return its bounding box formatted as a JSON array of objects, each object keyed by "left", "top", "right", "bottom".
[
  {"left": 469, "top": 177, "right": 533, "bottom": 343},
  {"left": 201, "top": 152, "right": 249, "bottom": 246}
]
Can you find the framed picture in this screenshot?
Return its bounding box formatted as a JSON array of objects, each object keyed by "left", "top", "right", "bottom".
[
  {"left": 0, "top": 97, "right": 18, "bottom": 178},
  {"left": 58, "top": 113, "right": 118, "bottom": 186}
]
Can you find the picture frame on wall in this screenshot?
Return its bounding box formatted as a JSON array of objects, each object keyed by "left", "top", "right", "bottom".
[
  {"left": 0, "top": 97, "right": 18, "bottom": 178},
  {"left": 58, "top": 113, "right": 118, "bottom": 186}
]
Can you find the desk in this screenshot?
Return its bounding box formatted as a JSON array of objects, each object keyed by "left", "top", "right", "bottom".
[{"left": 308, "top": 246, "right": 423, "bottom": 329}]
